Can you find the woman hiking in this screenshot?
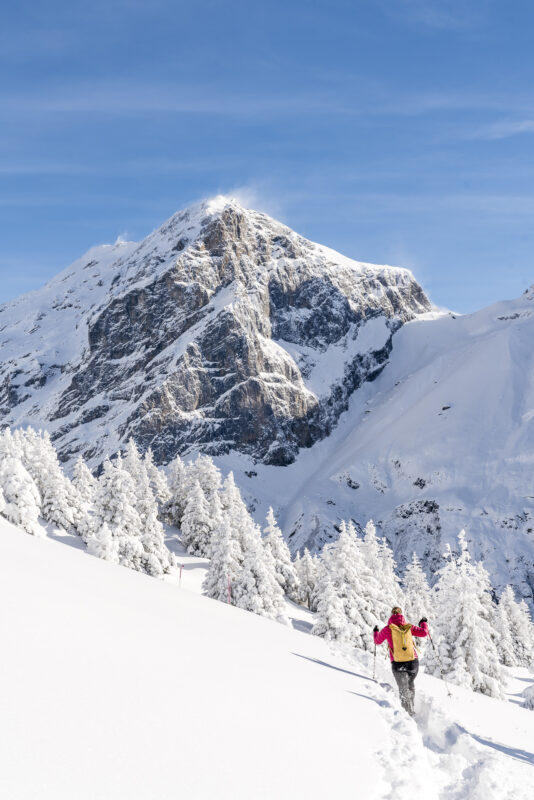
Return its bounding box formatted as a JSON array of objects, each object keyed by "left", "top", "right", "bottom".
[{"left": 373, "top": 606, "right": 428, "bottom": 716}]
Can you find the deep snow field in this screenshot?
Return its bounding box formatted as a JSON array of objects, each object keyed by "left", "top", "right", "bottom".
[{"left": 1, "top": 520, "right": 533, "bottom": 799}]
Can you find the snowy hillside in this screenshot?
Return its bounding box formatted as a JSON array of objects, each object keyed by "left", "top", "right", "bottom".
[
  {"left": 212, "top": 289, "right": 534, "bottom": 603},
  {"left": 0, "top": 518, "right": 532, "bottom": 799},
  {"left": 0, "top": 196, "right": 428, "bottom": 467}
]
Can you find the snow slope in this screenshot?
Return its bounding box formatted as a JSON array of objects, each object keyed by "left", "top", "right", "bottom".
[
  {"left": 1, "top": 520, "right": 533, "bottom": 799},
  {"left": 211, "top": 289, "right": 534, "bottom": 603}
]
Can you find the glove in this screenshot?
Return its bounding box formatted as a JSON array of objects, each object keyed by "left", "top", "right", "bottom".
[
  {"left": 373, "top": 625, "right": 379, "bottom": 633},
  {"left": 419, "top": 617, "right": 428, "bottom": 625}
]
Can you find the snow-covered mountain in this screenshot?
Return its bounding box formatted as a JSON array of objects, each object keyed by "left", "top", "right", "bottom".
[
  {"left": 2, "top": 195, "right": 534, "bottom": 602},
  {"left": 0, "top": 196, "right": 429, "bottom": 466}
]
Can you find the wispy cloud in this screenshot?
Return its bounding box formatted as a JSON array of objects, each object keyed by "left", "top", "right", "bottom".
[
  {"left": 381, "top": 0, "right": 487, "bottom": 31},
  {"left": 467, "top": 119, "right": 534, "bottom": 140}
]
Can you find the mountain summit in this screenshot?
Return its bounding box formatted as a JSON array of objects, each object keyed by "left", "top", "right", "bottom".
[{"left": 0, "top": 196, "right": 430, "bottom": 466}]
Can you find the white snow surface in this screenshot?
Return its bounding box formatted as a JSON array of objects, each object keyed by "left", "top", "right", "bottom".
[{"left": 1, "top": 518, "right": 533, "bottom": 799}]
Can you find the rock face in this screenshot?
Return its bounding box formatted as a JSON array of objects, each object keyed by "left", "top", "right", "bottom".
[{"left": 0, "top": 196, "right": 430, "bottom": 467}]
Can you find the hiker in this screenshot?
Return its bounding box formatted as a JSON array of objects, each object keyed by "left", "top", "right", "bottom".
[{"left": 373, "top": 606, "right": 428, "bottom": 716}]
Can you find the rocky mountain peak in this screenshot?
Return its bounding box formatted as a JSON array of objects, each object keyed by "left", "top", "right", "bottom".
[{"left": 0, "top": 197, "right": 431, "bottom": 468}]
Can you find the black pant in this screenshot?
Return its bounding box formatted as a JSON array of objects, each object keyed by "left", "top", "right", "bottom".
[{"left": 391, "top": 659, "right": 419, "bottom": 715}]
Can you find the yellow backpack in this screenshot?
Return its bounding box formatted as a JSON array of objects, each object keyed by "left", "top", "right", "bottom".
[{"left": 389, "top": 623, "right": 417, "bottom": 662}]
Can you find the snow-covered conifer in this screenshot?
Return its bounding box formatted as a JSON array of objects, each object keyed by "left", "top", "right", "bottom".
[
  {"left": 202, "top": 515, "right": 242, "bottom": 602},
  {"left": 180, "top": 480, "right": 213, "bottom": 557},
  {"left": 523, "top": 684, "right": 534, "bottom": 711},
  {"left": 263, "top": 507, "right": 299, "bottom": 599},
  {"left": 313, "top": 521, "right": 381, "bottom": 650},
  {"left": 92, "top": 456, "right": 145, "bottom": 571},
  {"left": 311, "top": 576, "right": 352, "bottom": 644},
  {"left": 403, "top": 553, "right": 433, "bottom": 623},
  {"left": 143, "top": 447, "right": 171, "bottom": 509},
  {"left": 362, "top": 519, "right": 397, "bottom": 622},
  {"left": 220, "top": 471, "right": 256, "bottom": 558},
  {"left": 295, "top": 547, "right": 318, "bottom": 609},
  {"left": 165, "top": 454, "right": 188, "bottom": 525},
  {"left": 15, "top": 428, "right": 76, "bottom": 531},
  {"left": 87, "top": 522, "right": 120, "bottom": 564},
  {"left": 496, "top": 586, "right": 534, "bottom": 667},
  {"left": 233, "top": 524, "right": 288, "bottom": 623},
  {"left": 0, "top": 455, "right": 45, "bottom": 537},
  {"left": 427, "top": 532, "right": 506, "bottom": 698},
  {"left": 71, "top": 455, "right": 98, "bottom": 541}
]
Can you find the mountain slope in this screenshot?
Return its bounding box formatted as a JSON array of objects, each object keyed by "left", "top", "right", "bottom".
[
  {"left": 213, "top": 288, "right": 534, "bottom": 602},
  {"left": 1, "top": 519, "right": 532, "bottom": 799},
  {"left": 0, "top": 196, "right": 429, "bottom": 466}
]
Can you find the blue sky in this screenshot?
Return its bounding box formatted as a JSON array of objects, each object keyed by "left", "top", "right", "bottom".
[{"left": 1, "top": 0, "right": 534, "bottom": 311}]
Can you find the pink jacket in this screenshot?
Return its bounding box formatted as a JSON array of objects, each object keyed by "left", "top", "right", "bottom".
[{"left": 373, "top": 614, "right": 429, "bottom": 661}]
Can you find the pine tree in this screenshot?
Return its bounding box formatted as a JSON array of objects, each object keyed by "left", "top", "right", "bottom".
[
  {"left": 15, "top": 428, "right": 76, "bottom": 531},
  {"left": 180, "top": 480, "right": 213, "bottom": 556},
  {"left": 312, "top": 521, "right": 381, "bottom": 650},
  {"left": 143, "top": 447, "right": 171, "bottom": 509},
  {"left": 295, "top": 548, "right": 318, "bottom": 609},
  {"left": 92, "top": 456, "right": 145, "bottom": 571},
  {"left": 426, "top": 532, "right": 506, "bottom": 698},
  {"left": 87, "top": 522, "right": 120, "bottom": 563},
  {"left": 233, "top": 524, "right": 288, "bottom": 623},
  {"left": 71, "top": 456, "right": 98, "bottom": 542},
  {"left": 362, "top": 519, "right": 396, "bottom": 623},
  {"left": 496, "top": 586, "right": 534, "bottom": 667},
  {"left": 403, "top": 553, "right": 433, "bottom": 622},
  {"left": 220, "top": 471, "right": 255, "bottom": 560},
  {"left": 263, "top": 507, "right": 299, "bottom": 599},
  {"left": 311, "top": 576, "right": 352, "bottom": 644},
  {"left": 165, "top": 454, "right": 188, "bottom": 525},
  {"left": 523, "top": 684, "right": 534, "bottom": 711},
  {"left": 0, "top": 455, "right": 45, "bottom": 536},
  {"left": 137, "top": 467, "right": 176, "bottom": 576},
  {"left": 202, "top": 515, "right": 242, "bottom": 602}
]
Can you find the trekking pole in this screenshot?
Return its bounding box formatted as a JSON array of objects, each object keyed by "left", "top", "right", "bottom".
[
  {"left": 373, "top": 643, "right": 376, "bottom": 681},
  {"left": 428, "top": 631, "right": 452, "bottom": 698}
]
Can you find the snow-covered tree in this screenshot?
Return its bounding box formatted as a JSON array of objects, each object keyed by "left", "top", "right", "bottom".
[
  {"left": 92, "top": 456, "right": 145, "bottom": 571},
  {"left": 220, "top": 471, "right": 256, "bottom": 558},
  {"left": 143, "top": 447, "right": 171, "bottom": 509},
  {"left": 120, "top": 440, "right": 175, "bottom": 574},
  {"left": 362, "top": 519, "right": 401, "bottom": 622},
  {"left": 233, "top": 524, "right": 288, "bottom": 623},
  {"left": 312, "top": 576, "right": 352, "bottom": 645},
  {"left": 496, "top": 586, "right": 534, "bottom": 667},
  {"left": 71, "top": 455, "right": 98, "bottom": 541},
  {"left": 295, "top": 548, "right": 319, "bottom": 609},
  {"left": 263, "top": 507, "right": 299, "bottom": 599},
  {"left": 202, "top": 515, "right": 242, "bottom": 603},
  {"left": 0, "top": 455, "right": 45, "bottom": 537},
  {"left": 87, "top": 522, "right": 120, "bottom": 564},
  {"left": 15, "top": 428, "right": 76, "bottom": 531},
  {"left": 403, "top": 553, "right": 433, "bottom": 623},
  {"left": 312, "top": 521, "right": 382, "bottom": 650},
  {"left": 190, "top": 454, "right": 222, "bottom": 502},
  {"left": 165, "top": 454, "right": 188, "bottom": 525},
  {"left": 378, "top": 535, "right": 404, "bottom": 611},
  {"left": 426, "top": 532, "right": 506, "bottom": 698},
  {"left": 523, "top": 684, "right": 534, "bottom": 711},
  {"left": 180, "top": 480, "right": 213, "bottom": 557}
]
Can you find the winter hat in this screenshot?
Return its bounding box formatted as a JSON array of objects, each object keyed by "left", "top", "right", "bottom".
[{"left": 391, "top": 606, "right": 403, "bottom": 615}]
